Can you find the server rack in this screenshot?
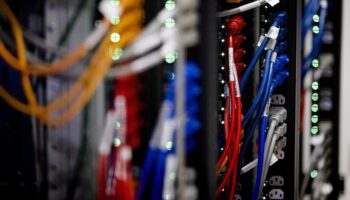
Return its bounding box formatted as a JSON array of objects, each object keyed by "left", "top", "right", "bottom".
[
  {"left": 300, "top": 0, "right": 344, "bottom": 199},
  {"left": 216, "top": 1, "right": 301, "bottom": 199}
]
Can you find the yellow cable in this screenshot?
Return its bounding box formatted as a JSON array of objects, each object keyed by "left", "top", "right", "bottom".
[
  {"left": 0, "top": 3, "right": 143, "bottom": 75},
  {"left": 0, "top": 0, "right": 38, "bottom": 114},
  {"left": 0, "top": 0, "right": 143, "bottom": 126},
  {"left": 0, "top": 1, "right": 142, "bottom": 112},
  {"left": 0, "top": 26, "right": 141, "bottom": 122}
]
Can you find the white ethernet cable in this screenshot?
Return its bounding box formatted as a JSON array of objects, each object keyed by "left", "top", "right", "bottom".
[
  {"left": 121, "top": 9, "right": 198, "bottom": 61},
  {"left": 217, "top": 0, "right": 280, "bottom": 18},
  {"left": 108, "top": 28, "right": 198, "bottom": 78},
  {"left": 139, "top": 0, "right": 198, "bottom": 38},
  {"left": 109, "top": 4, "right": 199, "bottom": 79}
]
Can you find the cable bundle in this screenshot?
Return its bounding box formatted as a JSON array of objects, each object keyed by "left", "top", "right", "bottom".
[
  {"left": 0, "top": 0, "right": 143, "bottom": 126},
  {"left": 216, "top": 15, "right": 245, "bottom": 200},
  {"left": 114, "top": 76, "right": 143, "bottom": 149},
  {"left": 216, "top": 11, "right": 290, "bottom": 200},
  {"left": 136, "top": 62, "right": 201, "bottom": 200}
]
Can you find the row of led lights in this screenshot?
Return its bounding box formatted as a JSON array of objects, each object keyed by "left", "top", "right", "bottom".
[
  {"left": 217, "top": 23, "right": 227, "bottom": 153},
  {"left": 220, "top": 24, "right": 226, "bottom": 131},
  {"left": 310, "top": 13, "right": 322, "bottom": 180}
]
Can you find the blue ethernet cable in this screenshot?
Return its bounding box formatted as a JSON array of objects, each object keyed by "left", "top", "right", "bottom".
[
  {"left": 136, "top": 147, "right": 160, "bottom": 200},
  {"left": 242, "top": 49, "right": 273, "bottom": 127},
  {"left": 240, "top": 11, "right": 287, "bottom": 92},
  {"left": 151, "top": 149, "right": 169, "bottom": 200},
  {"left": 240, "top": 37, "right": 270, "bottom": 92},
  {"left": 252, "top": 53, "right": 276, "bottom": 200},
  {"left": 253, "top": 70, "right": 289, "bottom": 200},
  {"left": 239, "top": 50, "right": 274, "bottom": 172},
  {"left": 275, "top": 41, "right": 287, "bottom": 55},
  {"left": 137, "top": 62, "right": 201, "bottom": 200},
  {"left": 238, "top": 55, "right": 289, "bottom": 179},
  {"left": 252, "top": 115, "right": 268, "bottom": 200},
  {"left": 242, "top": 52, "right": 290, "bottom": 128}
]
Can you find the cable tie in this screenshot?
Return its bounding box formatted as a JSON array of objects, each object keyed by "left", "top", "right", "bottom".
[
  {"left": 271, "top": 52, "right": 278, "bottom": 63},
  {"left": 257, "top": 35, "right": 266, "bottom": 47},
  {"left": 266, "top": 39, "right": 277, "bottom": 50},
  {"left": 228, "top": 48, "right": 235, "bottom": 82},
  {"left": 160, "top": 119, "right": 176, "bottom": 150},
  {"left": 263, "top": 98, "right": 272, "bottom": 117},
  {"left": 162, "top": 155, "right": 177, "bottom": 200},
  {"left": 320, "top": 0, "right": 328, "bottom": 9},
  {"left": 265, "top": 26, "right": 280, "bottom": 40},
  {"left": 99, "top": 110, "right": 118, "bottom": 154}
]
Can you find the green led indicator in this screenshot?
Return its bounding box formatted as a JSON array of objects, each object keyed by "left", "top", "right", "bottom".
[
  {"left": 313, "top": 14, "right": 320, "bottom": 23},
  {"left": 221, "top": 66, "right": 225, "bottom": 70},
  {"left": 165, "top": 18, "right": 176, "bottom": 28},
  {"left": 115, "top": 121, "right": 121, "bottom": 129},
  {"left": 111, "top": 16, "right": 120, "bottom": 25},
  {"left": 311, "top": 126, "right": 319, "bottom": 135},
  {"left": 221, "top": 80, "right": 225, "bottom": 84},
  {"left": 166, "top": 141, "right": 173, "bottom": 150},
  {"left": 312, "top": 104, "right": 319, "bottom": 112},
  {"left": 169, "top": 172, "right": 176, "bottom": 180},
  {"left": 312, "top": 59, "right": 320, "bottom": 68},
  {"left": 110, "top": 32, "right": 120, "bottom": 43},
  {"left": 310, "top": 170, "right": 318, "bottom": 178},
  {"left": 111, "top": 48, "right": 123, "bottom": 61},
  {"left": 312, "top": 82, "right": 319, "bottom": 90},
  {"left": 165, "top": 0, "right": 176, "bottom": 10},
  {"left": 165, "top": 52, "right": 177, "bottom": 64},
  {"left": 221, "top": 52, "right": 225, "bottom": 57},
  {"left": 221, "top": 25, "right": 225, "bottom": 29},
  {"left": 311, "top": 115, "right": 319, "bottom": 124},
  {"left": 114, "top": 138, "right": 121, "bottom": 147},
  {"left": 221, "top": 39, "right": 225, "bottom": 43},
  {"left": 313, "top": 26, "right": 320, "bottom": 34},
  {"left": 221, "top": 93, "right": 225, "bottom": 98},
  {"left": 312, "top": 93, "right": 319, "bottom": 101}
]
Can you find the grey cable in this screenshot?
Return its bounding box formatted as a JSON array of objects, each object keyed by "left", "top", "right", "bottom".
[
  {"left": 260, "top": 134, "right": 278, "bottom": 193},
  {"left": 263, "top": 120, "right": 278, "bottom": 166},
  {"left": 217, "top": 0, "right": 266, "bottom": 18},
  {"left": 258, "top": 120, "right": 278, "bottom": 194},
  {"left": 175, "top": 26, "right": 187, "bottom": 200}
]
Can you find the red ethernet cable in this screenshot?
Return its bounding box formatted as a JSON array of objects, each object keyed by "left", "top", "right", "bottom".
[
  {"left": 217, "top": 16, "right": 244, "bottom": 199},
  {"left": 97, "top": 75, "right": 142, "bottom": 200},
  {"left": 217, "top": 16, "right": 245, "bottom": 172}
]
